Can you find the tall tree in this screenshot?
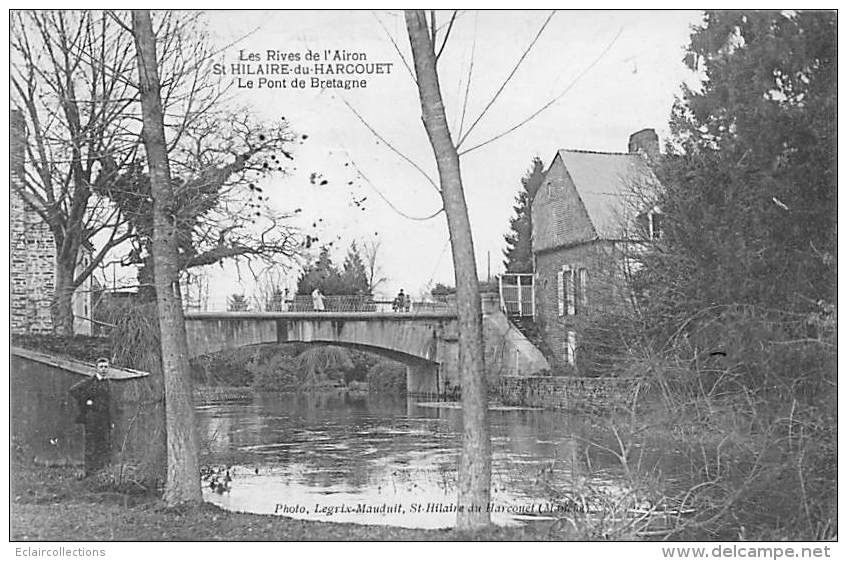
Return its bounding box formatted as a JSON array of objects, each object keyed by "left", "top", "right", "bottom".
[
  {"left": 132, "top": 9, "right": 201, "bottom": 506},
  {"left": 405, "top": 10, "right": 491, "bottom": 529},
  {"left": 297, "top": 246, "right": 342, "bottom": 295},
  {"left": 97, "top": 112, "right": 299, "bottom": 302},
  {"left": 297, "top": 242, "right": 372, "bottom": 296},
  {"left": 11, "top": 11, "right": 300, "bottom": 332},
  {"left": 10, "top": 11, "right": 137, "bottom": 334},
  {"left": 361, "top": 238, "right": 388, "bottom": 293},
  {"left": 251, "top": 266, "right": 287, "bottom": 311},
  {"left": 503, "top": 156, "right": 545, "bottom": 273},
  {"left": 637, "top": 10, "right": 836, "bottom": 334},
  {"left": 341, "top": 241, "right": 371, "bottom": 294}
]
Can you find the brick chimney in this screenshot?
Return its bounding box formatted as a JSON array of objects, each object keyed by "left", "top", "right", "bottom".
[
  {"left": 628, "top": 128, "right": 659, "bottom": 158},
  {"left": 10, "top": 109, "right": 26, "bottom": 178}
]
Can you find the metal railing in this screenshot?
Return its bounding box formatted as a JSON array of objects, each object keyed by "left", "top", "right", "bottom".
[
  {"left": 186, "top": 294, "right": 453, "bottom": 314},
  {"left": 499, "top": 273, "right": 535, "bottom": 317}
]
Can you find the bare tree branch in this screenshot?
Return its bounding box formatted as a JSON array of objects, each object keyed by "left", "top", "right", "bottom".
[
  {"left": 339, "top": 97, "right": 440, "bottom": 193},
  {"left": 456, "top": 12, "right": 479, "bottom": 141},
  {"left": 435, "top": 10, "right": 457, "bottom": 62},
  {"left": 371, "top": 11, "right": 416, "bottom": 82},
  {"left": 459, "top": 25, "right": 624, "bottom": 156},
  {"left": 456, "top": 11, "right": 555, "bottom": 149}
]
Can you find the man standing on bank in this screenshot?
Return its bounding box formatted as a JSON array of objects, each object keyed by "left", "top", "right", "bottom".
[{"left": 70, "top": 357, "right": 112, "bottom": 476}]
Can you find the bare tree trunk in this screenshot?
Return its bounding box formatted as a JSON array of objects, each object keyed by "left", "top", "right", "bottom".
[
  {"left": 132, "top": 9, "right": 201, "bottom": 506},
  {"left": 405, "top": 10, "right": 491, "bottom": 529},
  {"left": 51, "top": 260, "right": 77, "bottom": 336}
]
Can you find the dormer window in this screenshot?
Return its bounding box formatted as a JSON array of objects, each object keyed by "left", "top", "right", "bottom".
[
  {"left": 637, "top": 207, "right": 663, "bottom": 240},
  {"left": 649, "top": 210, "right": 663, "bottom": 240}
]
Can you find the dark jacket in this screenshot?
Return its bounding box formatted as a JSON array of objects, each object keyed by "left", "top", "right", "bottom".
[{"left": 69, "top": 376, "right": 111, "bottom": 426}]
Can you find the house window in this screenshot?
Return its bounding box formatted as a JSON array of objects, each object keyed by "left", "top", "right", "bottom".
[
  {"left": 577, "top": 268, "right": 588, "bottom": 311},
  {"left": 558, "top": 266, "right": 588, "bottom": 316},
  {"left": 565, "top": 331, "right": 577, "bottom": 365},
  {"left": 557, "top": 269, "right": 565, "bottom": 316},
  {"left": 637, "top": 208, "right": 663, "bottom": 240},
  {"left": 565, "top": 268, "right": 576, "bottom": 315},
  {"left": 649, "top": 211, "right": 663, "bottom": 240}
]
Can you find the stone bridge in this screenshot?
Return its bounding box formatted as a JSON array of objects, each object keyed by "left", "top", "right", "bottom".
[{"left": 184, "top": 295, "right": 549, "bottom": 398}]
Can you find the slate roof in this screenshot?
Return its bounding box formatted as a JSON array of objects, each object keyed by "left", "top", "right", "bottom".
[{"left": 556, "top": 149, "right": 660, "bottom": 239}]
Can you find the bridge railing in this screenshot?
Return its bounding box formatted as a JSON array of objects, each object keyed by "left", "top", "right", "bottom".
[
  {"left": 499, "top": 273, "right": 535, "bottom": 317},
  {"left": 186, "top": 294, "right": 454, "bottom": 314}
]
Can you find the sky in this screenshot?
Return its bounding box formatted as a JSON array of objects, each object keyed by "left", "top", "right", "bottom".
[{"left": 173, "top": 10, "right": 705, "bottom": 307}]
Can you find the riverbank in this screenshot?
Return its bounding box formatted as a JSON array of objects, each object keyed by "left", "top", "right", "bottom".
[
  {"left": 10, "top": 463, "right": 556, "bottom": 541},
  {"left": 193, "top": 384, "right": 370, "bottom": 402}
]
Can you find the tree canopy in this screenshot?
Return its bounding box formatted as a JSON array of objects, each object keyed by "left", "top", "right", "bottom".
[
  {"left": 341, "top": 241, "right": 370, "bottom": 294},
  {"left": 96, "top": 113, "right": 300, "bottom": 301},
  {"left": 503, "top": 157, "right": 544, "bottom": 274},
  {"left": 10, "top": 10, "right": 304, "bottom": 329},
  {"left": 297, "top": 243, "right": 372, "bottom": 296},
  {"left": 637, "top": 10, "right": 836, "bottom": 333}
]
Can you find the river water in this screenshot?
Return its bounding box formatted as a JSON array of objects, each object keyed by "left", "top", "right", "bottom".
[{"left": 196, "top": 392, "right": 677, "bottom": 529}]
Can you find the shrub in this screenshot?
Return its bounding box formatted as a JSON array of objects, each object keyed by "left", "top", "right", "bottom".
[
  {"left": 632, "top": 313, "right": 837, "bottom": 540},
  {"left": 574, "top": 310, "right": 644, "bottom": 377},
  {"left": 366, "top": 360, "right": 406, "bottom": 394},
  {"left": 249, "top": 354, "right": 301, "bottom": 392},
  {"left": 295, "top": 346, "right": 353, "bottom": 389},
  {"left": 344, "top": 349, "right": 380, "bottom": 384},
  {"left": 189, "top": 344, "right": 308, "bottom": 388},
  {"left": 190, "top": 351, "right": 254, "bottom": 387}
]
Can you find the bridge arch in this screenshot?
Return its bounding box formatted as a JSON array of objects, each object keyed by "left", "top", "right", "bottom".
[
  {"left": 184, "top": 312, "right": 460, "bottom": 397},
  {"left": 183, "top": 303, "right": 550, "bottom": 398}
]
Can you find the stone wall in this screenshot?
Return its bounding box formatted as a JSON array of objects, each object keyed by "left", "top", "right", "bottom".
[
  {"left": 10, "top": 110, "right": 55, "bottom": 334},
  {"left": 534, "top": 240, "right": 631, "bottom": 370},
  {"left": 11, "top": 347, "right": 165, "bottom": 483},
  {"left": 10, "top": 109, "right": 92, "bottom": 335},
  {"left": 11, "top": 351, "right": 84, "bottom": 463},
  {"left": 499, "top": 375, "right": 646, "bottom": 411},
  {"left": 481, "top": 292, "right": 549, "bottom": 381}
]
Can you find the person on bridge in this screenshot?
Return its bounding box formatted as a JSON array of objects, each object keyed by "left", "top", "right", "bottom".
[
  {"left": 312, "top": 288, "right": 326, "bottom": 311},
  {"left": 69, "top": 357, "right": 112, "bottom": 477},
  {"left": 393, "top": 289, "right": 406, "bottom": 312}
]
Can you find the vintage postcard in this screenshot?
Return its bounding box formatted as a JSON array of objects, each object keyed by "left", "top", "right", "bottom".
[{"left": 8, "top": 8, "right": 837, "bottom": 553}]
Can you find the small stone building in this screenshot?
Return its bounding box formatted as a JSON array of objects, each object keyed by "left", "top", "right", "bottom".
[
  {"left": 10, "top": 109, "right": 93, "bottom": 335},
  {"left": 531, "top": 129, "right": 662, "bottom": 371}
]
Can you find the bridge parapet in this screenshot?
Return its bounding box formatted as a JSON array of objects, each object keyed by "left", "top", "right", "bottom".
[
  {"left": 183, "top": 312, "right": 459, "bottom": 364},
  {"left": 186, "top": 295, "right": 454, "bottom": 314},
  {"left": 183, "top": 299, "right": 548, "bottom": 399},
  {"left": 184, "top": 311, "right": 457, "bottom": 321}
]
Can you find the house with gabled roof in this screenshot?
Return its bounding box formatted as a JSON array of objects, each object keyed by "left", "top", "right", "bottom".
[{"left": 530, "top": 129, "right": 662, "bottom": 371}]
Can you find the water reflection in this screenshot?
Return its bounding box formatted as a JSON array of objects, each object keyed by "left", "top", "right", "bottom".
[{"left": 196, "top": 393, "right": 653, "bottom": 529}]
